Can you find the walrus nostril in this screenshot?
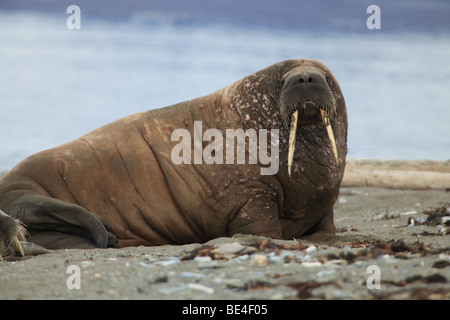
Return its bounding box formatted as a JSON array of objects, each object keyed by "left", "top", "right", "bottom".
[{"left": 298, "top": 75, "right": 314, "bottom": 84}]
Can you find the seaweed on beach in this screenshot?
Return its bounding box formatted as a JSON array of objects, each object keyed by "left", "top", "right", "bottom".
[
  {"left": 333, "top": 239, "right": 449, "bottom": 264},
  {"left": 422, "top": 203, "right": 450, "bottom": 226}
]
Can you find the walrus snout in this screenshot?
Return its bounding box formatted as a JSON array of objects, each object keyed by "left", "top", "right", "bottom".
[
  {"left": 280, "top": 66, "right": 336, "bottom": 124},
  {"left": 280, "top": 66, "right": 339, "bottom": 176}
]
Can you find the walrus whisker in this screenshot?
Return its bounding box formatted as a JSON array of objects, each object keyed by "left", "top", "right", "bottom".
[
  {"left": 320, "top": 109, "right": 339, "bottom": 165},
  {"left": 12, "top": 220, "right": 27, "bottom": 257},
  {"left": 287, "top": 109, "right": 298, "bottom": 176}
]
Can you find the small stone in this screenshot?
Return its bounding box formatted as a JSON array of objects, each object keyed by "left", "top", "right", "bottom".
[
  {"left": 147, "top": 272, "right": 168, "bottom": 284},
  {"left": 442, "top": 216, "right": 450, "bottom": 224},
  {"left": 295, "top": 252, "right": 305, "bottom": 260},
  {"left": 303, "top": 254, "right": 313, "bottom": 261},
  {"left": 234, "top": 254, "right": 250, "bottom": 262},
  {"left": 323, "top": 259, "right": 346, "bottom": 266},
  {"left": 412, "top": 260, "right": 424, "bottom": 267},
  {"left": 139, "top": 261, "right": 153, "bottom": 268},
  {"left": 216, "top": 242, "right": 246, "bottom": 254},
  {"left": 158, "top": 285, "right": 188, "bottom": 295},
  {"left": 328, "top": 289, "right": 354, "bottom": 299},
  {"left": 415, "top": 216, "right": 426, "bottom": 223},
  {"left": 279, "top": 250, "right": 296, "bottom": 262},
  {"left": 316, "top": 269, "right": 335, "bottom": 279},
  {"left": 400, "top": 210, "right": 418, "bottom": 216},
  {"left": 187, "top": 283, "right": 215, "bottom": 294},
  {"left": 194, "top": 256, "right": 212, "bottom": 263},
  {"left": 270, "top": 293, "right": 285, "bottom": 300},
  {"left": 306, "top": 246, "right": 317, "bottom": 253},
  {"left": 223, "top": 278, "right": 246, "bottom": 289},
  {"left": 157, "top": 258, "right": 180, "bottom": 267},
  {"left": 181, "top": 272, "right": 205, "bottom": 279},
  {"left": 268, "top": 254, "right": 283, "bottom": 264},
  {"left": 438, "top": 253, "right": 449, "bottom": 260},
  {"left": 381, "top": 254, "right": 396, "bottom": 262},
  {"left": 251, "top": 254, "right": 268, "bottom": 267},
  {"left": 81, "top": 261, "right": 94, "bottom": 268},
  {"left": 439, "top": 226, "right": 449, "bottom": 235},
  {"left": 301, "top": 261, "right": 322, "bottom": 267},
  {"left": 144, "top": 257, "right": 159, "bottom": 264}
]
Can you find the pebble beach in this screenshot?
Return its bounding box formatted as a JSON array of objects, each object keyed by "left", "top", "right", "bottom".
[{"left": 0, "top": 160, "right": 449, "bottom": 300}]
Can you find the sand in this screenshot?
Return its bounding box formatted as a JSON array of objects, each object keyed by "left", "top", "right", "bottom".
[{"left": 0, "top": 160, "right": 449, "bottom": 300}]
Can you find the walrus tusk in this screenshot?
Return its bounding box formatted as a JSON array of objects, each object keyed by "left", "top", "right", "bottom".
[
  {"left": 320, "top": 109, "right": 339, "bottom": 165},
  {"left": 288, "top": 110, "right": 299, "bottom": 176}
]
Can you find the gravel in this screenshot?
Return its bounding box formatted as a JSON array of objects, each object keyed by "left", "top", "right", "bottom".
[{"left": 1, "top": 186, "right": 449, "bottom": 300}]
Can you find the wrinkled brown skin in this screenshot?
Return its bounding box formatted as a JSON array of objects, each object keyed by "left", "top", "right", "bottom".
[{"left": 0, "top": 59, "right": 347, "bottom": 250}]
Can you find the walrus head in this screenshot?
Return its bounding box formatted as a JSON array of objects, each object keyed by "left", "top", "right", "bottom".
[
  {"left": 280, "top": 65, "right": 338, "bottom": 176},
  {"left": 231, "top": 59, "right": 346, "bottom": 179},
  {"left": 229, "top": 59, "right": 347, "bottom": 237}
]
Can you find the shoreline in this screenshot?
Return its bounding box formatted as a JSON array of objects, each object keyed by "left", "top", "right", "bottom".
[
  {"left": 2, "top": 158, "right": 450, "bottom": 190},
  {"left": 342, "top": 159, "right": 450, "bottom": 190}
]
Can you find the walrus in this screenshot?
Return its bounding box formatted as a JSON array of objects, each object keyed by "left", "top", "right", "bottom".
[{"left": 0, "top": 59, "right": 347, "bottom": 256}]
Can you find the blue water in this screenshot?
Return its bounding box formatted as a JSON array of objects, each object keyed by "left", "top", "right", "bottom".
[{"left": 1, "top": 10, "right": 450, "bottom": 169}]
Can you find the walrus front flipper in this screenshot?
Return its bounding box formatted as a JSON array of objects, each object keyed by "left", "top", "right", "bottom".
[
  {"left": 0, "top": 209, "right": 27, "bottom": 260},
  {"left": 4, "top": 194, "right": 117, "bottom": 249},
  {"left": 228, "top": 194, "right": 283, "bottom": 239},
  {"left": 304, "top": 207, "right": 336, "bottom": 235}
]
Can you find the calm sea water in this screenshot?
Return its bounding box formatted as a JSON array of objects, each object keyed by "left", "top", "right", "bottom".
[{"left": 1, "top": 10, "right": 450, "bottom": 169}]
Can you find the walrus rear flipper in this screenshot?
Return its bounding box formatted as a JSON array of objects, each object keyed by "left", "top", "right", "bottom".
[{"left": 4, "top": 193, "right": 117, "bottom": 250}]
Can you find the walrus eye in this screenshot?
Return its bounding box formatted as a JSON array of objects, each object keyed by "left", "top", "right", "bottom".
[{"left": 280, "top": 78, "right": 285, "bottom": 87}]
